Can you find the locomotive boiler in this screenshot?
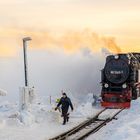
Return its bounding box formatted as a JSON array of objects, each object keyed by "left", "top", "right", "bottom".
[{"left": 101, "top": 53, "right": 140, "bottom": 108}]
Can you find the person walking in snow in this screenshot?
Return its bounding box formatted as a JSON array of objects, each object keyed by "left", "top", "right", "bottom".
[{"left": 55, "top": 92, "right": 74, "bottom": 125}]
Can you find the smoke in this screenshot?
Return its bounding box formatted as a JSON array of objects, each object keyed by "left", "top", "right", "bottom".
[
  {"left": 56, "top": 29, "right": 121, "bottom": 53},
  {"left": 0, "top": 28, "right": 121, "bottom": 56},
  {"left": 0, "top": 28, "right": 120, "bottom": 101}
]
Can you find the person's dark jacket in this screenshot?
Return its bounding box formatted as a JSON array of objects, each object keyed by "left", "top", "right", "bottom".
[{"left": 57, "top": 97, "right": 73, "bottom": 111}]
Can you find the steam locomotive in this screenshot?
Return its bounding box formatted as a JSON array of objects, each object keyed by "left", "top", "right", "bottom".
[{"left": 101, "top": 53, "right": 140, "bottom": 108}]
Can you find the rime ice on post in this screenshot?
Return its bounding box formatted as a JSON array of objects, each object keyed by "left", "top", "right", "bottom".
[
  {"left": 19, "top": 87, "right": 36, "bottom": 111},
  {"left": 19, "top": 37, "right": 36, "bottom": 111},
  {"left": 19, "top": 37, "right": 37, "bottom": 124},
  {"left": 19, "top": 87, "right": 36, "bottom": 125},
  {"left": 23, "top": 37, "right": 32, "bottom": 87}
]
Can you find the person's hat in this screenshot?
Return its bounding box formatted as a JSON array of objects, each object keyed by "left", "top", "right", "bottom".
[{"left": 62, "top": 92, "right": 67, "bottom": 96}]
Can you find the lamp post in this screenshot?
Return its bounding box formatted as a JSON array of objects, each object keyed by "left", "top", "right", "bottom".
[{"left": 23, "top": 37, "right": 32, "bottom": 87}]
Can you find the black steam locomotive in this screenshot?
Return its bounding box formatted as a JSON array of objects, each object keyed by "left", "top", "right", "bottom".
[{"left": 101, "top": 53, "right": 140, "bottom": 108}]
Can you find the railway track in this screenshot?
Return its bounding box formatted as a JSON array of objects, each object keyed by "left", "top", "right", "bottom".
[{"left": 49, "top": 108, "right": 124, "bottom": 140}]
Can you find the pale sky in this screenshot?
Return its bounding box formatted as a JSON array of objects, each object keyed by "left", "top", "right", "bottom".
[{"left": 0, "top": 0, "right": 140, "bottom": 56}]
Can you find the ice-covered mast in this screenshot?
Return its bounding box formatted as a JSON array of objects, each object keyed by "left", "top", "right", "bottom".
[
  {"left": 20, "top": 37, "right": 36, "bottom": 112},
  {"left": 23, "top": 37, "right": 32, "bottom": 86}
]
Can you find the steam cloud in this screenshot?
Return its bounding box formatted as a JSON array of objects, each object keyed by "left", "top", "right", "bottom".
[
  {"left": 0, "top": 49, "right": 106, "bottom": 101},
  {"left": 0, "top": 28, "right": 118, "bottom": 101}
]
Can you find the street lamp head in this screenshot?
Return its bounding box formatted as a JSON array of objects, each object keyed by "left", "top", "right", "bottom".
[{"left": 23, "top": 37, "right": 32, "bottom": 42}]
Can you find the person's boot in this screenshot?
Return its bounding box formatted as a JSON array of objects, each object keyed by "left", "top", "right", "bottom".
[
  {"left": 62, "top": 120, "right": 66, "bottom": 125},
  {"left": 62, "top": 117, "right": 66, "bottom": 125},
  {"left": 67, "top": 116, "right": 69, "bottom": 122},
  {"left": 66, "top": 113, "right": 69, "bottom": 122}
]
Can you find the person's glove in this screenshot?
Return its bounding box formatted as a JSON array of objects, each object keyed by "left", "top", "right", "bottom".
[{"left": 55, "top": 107, "right": 58, "bottom": 111}]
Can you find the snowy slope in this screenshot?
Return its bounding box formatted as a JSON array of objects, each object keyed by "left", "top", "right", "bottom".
[{"left": 86, "top": 98, "right": 140, "bottom": 140}]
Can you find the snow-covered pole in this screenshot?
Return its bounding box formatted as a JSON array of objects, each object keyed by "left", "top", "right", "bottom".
[
  {"left": 23, "top": 37, "right": 32, "bottom": 87},
  {"left": 20, "top": 37, "right": 32, "bottom": 112}
]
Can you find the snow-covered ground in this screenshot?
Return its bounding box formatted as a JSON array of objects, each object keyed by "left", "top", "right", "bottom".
[
  {"left": 1, "top": 93, "right": 140, "bottom": 140},
  {"left": 86, "top": 98, "right": 140, "bottom": 140},
  {"left": 0, "top": 94, "right": 101, "bottom": 140}
]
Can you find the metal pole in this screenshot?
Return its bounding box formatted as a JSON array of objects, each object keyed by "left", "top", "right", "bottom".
[{"left": 23, "top": 37, "right": 32, "bottom": 87}]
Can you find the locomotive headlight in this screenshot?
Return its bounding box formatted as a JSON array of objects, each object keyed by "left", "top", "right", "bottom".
[
  {"left": 104, "top": 83, "right": 109, "bottom": 88},
  {"left": 122, "top": 83, "right": 127, "bottom": 88},
  {"left": 114, "top": 55, "right": 119, "bottom": 59}
]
